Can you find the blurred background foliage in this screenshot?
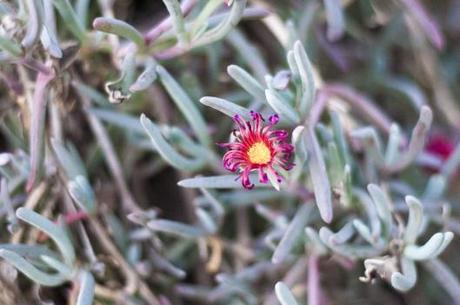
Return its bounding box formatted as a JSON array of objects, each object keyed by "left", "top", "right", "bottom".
[{"left": 0, "top": 0, "right": 460, "bottom": 305}]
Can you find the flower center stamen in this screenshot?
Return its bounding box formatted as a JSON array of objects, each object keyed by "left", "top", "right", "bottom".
[{"left": 247, "top": 142, "right": 271, "bottom": 165}]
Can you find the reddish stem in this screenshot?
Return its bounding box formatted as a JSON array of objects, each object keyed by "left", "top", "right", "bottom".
[
  {"left": 144, "top": 0, "right": 198, "bottom": 45},
  {"left": 63, "top": 210, "right": 88, "bottom": 224},
  {"left": 307, "top": 254, "right": 320, "bottom": 305},
  {"left": 26, "top": 68, "right": 55, "bottom": 192}
]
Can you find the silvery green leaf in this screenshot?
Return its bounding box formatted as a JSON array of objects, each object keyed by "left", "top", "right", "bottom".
[
  {"left": 149, "top": 248, "right": 186, "bottom": 279},
  {"left": 274, "top": 282, "right": 299, "bottom": 305},
  {"left": 90, "top": 109, "right": 143, "bottom": 134},
  {"left": 76, "top": 271, "right": 95, "bottom": 305},
  {"left": 404, "top": 196, "right": 423, "bottom": 244},
  {"left": 265, "top": 230, "right": 283, "bottom": 250},
  {"left": 68, "top": 175, "right": 96, "bottom": 213},
  {"left": 178, "top": 174, "right": 269, "bottom": 189},
  {"left": 305, "top": 227, "right": 328, "bottom": 255},
  {"left": 40, "top": 25, "right": 62, "bottom": 58},
  {"left": 161, "top": 0, "right": 187, "bottom": 45},
  {"left": 26, "top": 70, "right": 55, "bottom": 191},
  {"left": 156, "top": 65, "right": 211, "bottom": 146},
  {"left": 390, "top": 257, "right": 416, "bottom": 292},
  {"left": 214, "top": 276, "right": 256, "bottom": 304},
  {"left": 305, "top": 128, "right": 333, "bottom": 223},
  {"left": 105, "top": 214, "right": 129, "bottom": 252},
  {"left": 190, "top": 0, "right": 221, "bottom": 38},
  {"left": 126, "top": 244, "right": 141, "bottom": 263},
  {"left": 1, "top": 178, "right": 18, "bottom": 233},
  {"left": 266, "top": 168, "right": 281, "bottom": 191},
  {"left": 75, "top": 0, "right": 90, "bottom": 27},
  {"left": 147, "top": 219, "right": 206, "bottom": 238},
  {"left": 331, "top": 111, "right": 351, "bottom": 166},
  {"left": 385, "top": 106, "right": 432, "bottom": 173},
  {"left": 213, "top": 262, "right": 274, "bottom": 287},
  {"left": 341, "top": 165, "right": 353, "bottom": 208},
  {"left": 0, "top": 249, "right": 66, "bottom": 286},
  {"left": 256, "top": 204, "right": 288, "bottom": 229},
  {"left": 216, "top": 189, "right": 289, "bottom": 206},
  {"left": 198, "top": 188, "right": 225, "bottom": 218},
  {"left": 293, "top": 41, "right": 315, "bottom": 115},
  {"left": 51, "top": 138, "right": 87, "bottom": 179},
  {"left": 200, "top": 96, "right": 251, "bottom": 119},
  {"left": 351, "top": 127, "right": 384, "bottom": 165},
  {"left": 93, "top": 17, "right": 145, "bottom": 49},
  {"left": 318, "top": 227, "right": 334, "bottom": 246},
  {"left": 196, "top": 208, "right": 218, "bottom": 234},
  {"left": 429, "top": 232, "right": 454, "bottom": 258},
  {"left": 287, "top": 19, "right": 299, "bottom": 47},
  {"left": 354, "top": 188, "right": 381, "bottom": 238},
  {"left": 21, "top": 0, "right": 43, "bottom": 48},
  {"left": 105, "top": 53, "right": 135, "bottom": 104},
  {"left": 327, "top": 142, "right": 343, "bottom": 187},
  {"left": 129, "top": 59, "right": 157, "bottom": 92},
  {"left": 72, "top": 81, "right": 110, "bottom": 105},
  {"left": 191, "top": 21, "right": 208, "bottom": 41},
  {"left": 164, "top": 126, "right": 212, "bottom": 159},
  {"left": 0, "top": 35, "right": 22, "bottom": 57},
  {"left": 227, "top": 64, "right": 266, "bottom": 102},
  {"left": 127, "top": 210, "right": 158, "bottom": 225},
  {"left": 316, "top": 123, "right": 333, "bottom": 142},
  {"left": 353, "top": 219, "right": 374, "bottom": 244},
  {"left": 404, "top": 232, "right": 453, "bottom": 260},
  {"left": 52, "top": 0, "right": 85, "bottom": 41},
  {"left": 286, "top": 50, "right": 299, "bottom": 78},
  {"left": 0, "top": 244, "right": 57, "bottom": 259},
  {"left": 272, "top": 70, "right": 291, "bottom": 90},
  {"left": 140, "top": 114, "right": 206, "bottom": 171},
  {"left": 265, "top": 88, "right": 300, "bottom": 124},
  {"left": 422, "top": 175, "right": 446, "bottom": 201},
  {"left": 194, "top": 0, "right": 247, "bottom": 47},
  {"left": 292, "top": 126, "right": 307, "bottom": 163},
  {"left": 272, "top": 204, "right": 311, "bottom": 264},
  {"left": 367, "top": 184, "right": 392, "bottom": 238},
  {"left": 226, "top": 26, "right": 270, "bottom": 81},
  {"left": 16, "top": 208, "right": 75, "bottom": 266},
  {"left": 319, "top": 227, "right": 380, "bottom": 258},
  {"left": 323, "top": 0, "right": 345, "bottom": 41},
  {"left": 384, "top": 123, "right": 401, "bottom": 166},
  {"left": 327, "top": 221, "right": 354, "bottom": 245},
  {"left": 40, "top": 255, "right": 72, "bottom": 275}
]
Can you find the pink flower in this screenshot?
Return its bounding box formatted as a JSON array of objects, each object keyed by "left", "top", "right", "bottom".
[
  {"left": 424, "top": 132, "right": 455, "bottom": 173},
  {"left": 425, "top": 133, "right": 455, "bottom": 162},
  {"left": 219, "top": 111, "right": 294, "bottom": 189}
]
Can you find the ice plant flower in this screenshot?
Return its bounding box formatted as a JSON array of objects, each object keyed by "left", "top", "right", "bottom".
[
  {"left": 219, "top": 111, "right": 294, "bottom": 189},
  {"left": 423, "top": 132, "right": 455, "bottom": 173}
]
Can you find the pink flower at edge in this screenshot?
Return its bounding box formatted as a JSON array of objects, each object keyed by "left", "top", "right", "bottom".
[
  {"left": 424, "top": 132, "right": 455, "bottom": 173},
  {"left": 219, "top": 111, "right": 294, "bottom": 189}
]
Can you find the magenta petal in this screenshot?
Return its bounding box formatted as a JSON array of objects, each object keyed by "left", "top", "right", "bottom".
[
  {"left": 219, "top": 112, "right": 295, "bottom": 190},
  {"left": 258, "top": 168, "right": 268, "bottom": 183},
  {"left": 269, "top": 114, "right": 280, "bottom": 125},
  {"left": 241, "top": 168, "right": 254, "bottom": 189}
]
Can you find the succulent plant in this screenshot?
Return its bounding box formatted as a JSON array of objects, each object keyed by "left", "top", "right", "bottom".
[{"left": 1, "top": 1, "right": 460, "bottom": 305}]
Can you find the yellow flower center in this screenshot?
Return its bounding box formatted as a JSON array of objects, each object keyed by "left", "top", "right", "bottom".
[{"left": 247, "top": 142, "right": 271, "bottom": 165}]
